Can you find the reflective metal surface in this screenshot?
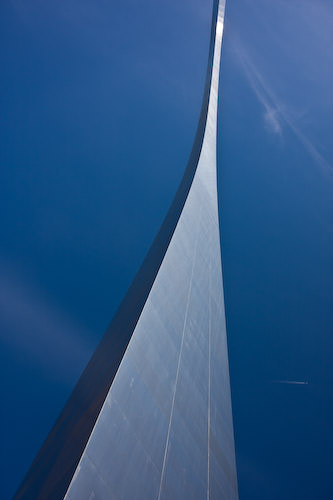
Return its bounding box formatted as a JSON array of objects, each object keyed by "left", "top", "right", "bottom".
[
  {"left": 14, "top": 1, "right": 237, "bottom": 499},
  {"left": 65, "top": 1, "right": 238, "bottom": 498}
]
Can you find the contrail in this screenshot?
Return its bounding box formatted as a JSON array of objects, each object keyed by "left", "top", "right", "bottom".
[
  {"left": 230, "top": 33, "right": 332, "bottom": 175},
  {"left": 272, "top": 380, "right": 309, "bottom": 385}
]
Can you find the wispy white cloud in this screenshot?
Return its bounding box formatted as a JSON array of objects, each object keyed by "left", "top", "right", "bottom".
[
  {"left": 231, "top": 36, "right": 332, "bottom": 174},
  {"left": 234, "top": 47, "right": 283, "bottom": 136},
  {"left": 263, "top": 107, "right": 282, "bottom": 136}
]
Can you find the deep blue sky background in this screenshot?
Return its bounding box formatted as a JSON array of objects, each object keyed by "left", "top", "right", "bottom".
[{"left": 1, "top": 0, "right": 332, "bottom": 498}]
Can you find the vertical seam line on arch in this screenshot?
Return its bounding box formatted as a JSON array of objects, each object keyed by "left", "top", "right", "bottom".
[{"left": 157, "top": 203, "right": 202, "bottom": 500}]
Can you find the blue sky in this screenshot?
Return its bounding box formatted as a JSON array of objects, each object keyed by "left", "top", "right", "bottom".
[{"left": 1, "top": 0, "right": 332, "bottom": 498}]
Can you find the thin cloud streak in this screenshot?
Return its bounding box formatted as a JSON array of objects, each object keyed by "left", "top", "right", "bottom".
[
  {"left": 232, "top": 36, "right": 332, "bottom": 174},
  {"left": 236, "top": 49, "right": 283, "bottom": 136},
  {"left": 272, "top": 380, "right": 309, "bottom": 385}
]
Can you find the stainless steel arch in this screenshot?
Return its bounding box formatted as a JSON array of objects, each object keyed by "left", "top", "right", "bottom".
[{"left": 14, "top": 1, "right": 237, "bottom": 499}]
